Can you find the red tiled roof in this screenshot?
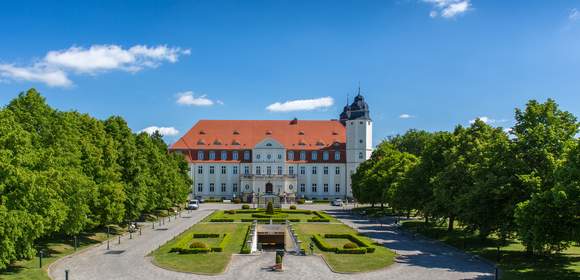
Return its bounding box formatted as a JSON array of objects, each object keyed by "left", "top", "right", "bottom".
[{"left": 170, "top": 120, "right": 346, "bottom": 151}]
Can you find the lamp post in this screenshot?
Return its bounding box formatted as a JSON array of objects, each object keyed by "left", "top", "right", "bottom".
[
  {"left": 107, "top": 226, "right": 110, "bottom": 250},
  {"left": 38, "top": 249, "right": 44, "bottom": 268}
]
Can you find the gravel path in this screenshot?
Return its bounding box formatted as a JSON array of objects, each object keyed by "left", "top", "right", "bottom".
[{"left": 49, "top": 204, "right": 494, "bottom": 280}]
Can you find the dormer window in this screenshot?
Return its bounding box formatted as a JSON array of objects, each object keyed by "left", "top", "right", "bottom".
[
  {"left": 316, "top": 140, "right": 325, "bottom": 146},
  {"left": 199, "top": 130, "right": 206, "bottom": 135},
  {"left": 298, "top": 131, "right": 304, "bottom": 135},
  {"left": 332, "top": 131, "right": 338, "bottom": 135},
  {"left": 298, "top": 140, "right": 306, "bottom": 146},
  {"left": 213, "top": 139, "right": 222, "bottom": 145},
  {"left": 233, "top": 130, "right": 240, "bottom": 135},
  {"left": 232, "top": 139, "right": 240, "bottom": 145},
  {"left": 197, "top": 139, "right": 206, "bottom": 145},
  {"left": 266, "top": 143, "right": 272, "bottom": 147},
  {"left": 265, "top": 130, "right": 272, "bottom": 135}
]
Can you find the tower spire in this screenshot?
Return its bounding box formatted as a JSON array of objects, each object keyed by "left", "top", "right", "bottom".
[{"left": 357, "top": 81, "right": 361, "bottom": 96}]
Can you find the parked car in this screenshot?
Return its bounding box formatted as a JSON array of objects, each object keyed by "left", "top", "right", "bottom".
[
  {"left": 195, "top": 196, "right": 205, "bottom": 203},
  {"left": 187, "top": 199, "right": 199, "bottom": 210},
  {"left": 331, "top": 199, "right": 343, "bottom": 206}
]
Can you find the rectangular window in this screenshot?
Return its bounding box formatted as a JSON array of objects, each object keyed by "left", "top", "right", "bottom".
[
  {"left": 197, "top": 165, "right": 203, "bottom": 174},
  {"left": 335, "top": 166, "right": 340, "bottom": 175},
  {"left": 277, "top": 166, "right": 283, "bottom": 175},
  {"left": 300, "top": 151, "right": 306, "bottom": 161},
  {"left": 209, "top": 151, "right": 216, "bottom": 160},
  {"left": 232, "top": 151, "right": 238, "bottom": 160},
  {"left": 221, "top": 151, "right": 227, "bottom": 160},
  {"left": 289, "top": 166, "right": 294, "bottom": 175},
  {"left": 209, "top": 166, "right": 215, "bottom": 174},
  {"left": 359, "top": 152, "right": 364, "bottom": 159},
  {"left": 323, "top": 166, "right": 328, "bottom": 174},
  {"left": 198, "top": 151, "right": 204, "bottom": 160},
  {"left": 312, "top": 166, "right": 317, "bottom": 175},
  {"left": 334, "top": 151, "right": 340, "bottom": 161},
  {"left": 335, "top": 184, "right": 340, "bottom": 193},
  {"left": 244, "top": 166, "right": 249, "bottom": 175},
  {"left": 323, "top": 151, "right": 329, "bottom": 161},
  {"left": 266, "top": 166, "right": 272, "bottom": 175},
  {"left": 221, "top": 166, "right": 227, "bottom": 174},
  {"left": 300, "top": 166, "right": 305, "bottom": 175},
  {"left": 233, "top": 183, "right": 238, "bottom": 193},
  {"left": 288, "top": 151, "right": 294, "bottom": 160},
  {"left": 323, "top": 184, "right": 329, "bottom": 192},
  {"left": 244, "top": 151, "right": 251, "bottom": 160},
  {"left": 197, "top": 183, "right": 203, "bottom": 192},
  {"left": 300, "top": 184, "right": 305, "bottom": 192},
  {"left": 311, "top": 151, "right": 318, "bottom": 160},
  {"left": 256, "top": 166, "right": 261, "bottom": 175},
  {"left": 209, "top": 183, "right": 215, "bottom": 192},
  {"left": 233, "top": 166, "right": 238, "bottom": 174},
  {"left": 221, "top": 183, "right": 226, "bottom": 192},
  {"left": 311, "top": 184, "right": 317, "bottom": 193}
]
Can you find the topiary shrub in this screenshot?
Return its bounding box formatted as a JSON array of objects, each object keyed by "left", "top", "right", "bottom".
[
  {"left": 242, "top": 204, "right": 250, "bottom": 210},
  {"left": 266, "top": 201, "right": 274, "bottom": 214},
  {"left": 343, "top": 242, "right": 358, "bottom": 249},
  {"left": 297, "top": 199, "right": 305, "bottom": 205},
  {"left": 289, "top": 205, "right": 297, "bottom": 210},
  {"left": 233, "top": 198, "right": 241, "bottom": 204},
  {"left": 190, "top": 241, "right": 208, "bottom": 249},
  {"left": 276, "top": 254, "right": 282, "bottom": 264}
]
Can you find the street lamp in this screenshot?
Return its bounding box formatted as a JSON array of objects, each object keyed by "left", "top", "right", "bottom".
[{"left": 38, "top": 249, "right": 44, "bottom": 268}]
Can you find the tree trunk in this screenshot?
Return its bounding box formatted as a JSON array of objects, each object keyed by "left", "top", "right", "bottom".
[
  {"left": 425, "top": 214, "right": 430, "bottom": 224},
  {"left": 381, "top": 202, "right": 384, "bottom": 209},
  {"left": 448, "top": 216, "right": 455, "bottom": 232},
  {"left": 406, "top": 210, "right": 411, "bottom": 219}
]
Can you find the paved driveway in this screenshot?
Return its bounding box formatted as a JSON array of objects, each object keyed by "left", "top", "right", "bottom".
[{"left": 49, "top": 203, "right": 494, "bottom": 280}]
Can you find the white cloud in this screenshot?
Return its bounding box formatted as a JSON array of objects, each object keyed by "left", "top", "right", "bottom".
[
  {"left": 0, "top": 64, "right": 72, "bottom": 87},
  {"left": 423, "top": 0, "right": 471, "bottom": 19},
  {"left": 140, "top": 126, "right": 180, "bottom": 136},
  {"left": 469, "top": 116, "right": 508, "bottom": 125},
  {"left": 399, "top": 114, "right": 415, "bottom": 119},
  {"left": 0, "top": 44, "right": 189, "bottom": 87},
  {"left": 45, "top": 45, "right": 189, "bottom": 73},
  {"left": 266, "top": 97, "right": 334, "bottom": 112},
  {"left": 176, "top": 91, "right": 215, "bottom": 106},
  {"left": 570, "top": 8, "right": 579, "bottom": 21}
]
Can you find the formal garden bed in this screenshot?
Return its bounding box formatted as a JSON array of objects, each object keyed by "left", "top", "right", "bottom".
[
  {"left": 203, "top": 206, "right": 335, "bottom": 223},
  {"left": 150, "top": 223, "right": 248, "bottom": 274},
  {"left": 294, "top": 223, "right": 396, "bottom": 273}
]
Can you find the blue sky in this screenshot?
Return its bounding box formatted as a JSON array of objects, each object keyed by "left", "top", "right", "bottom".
[{"left": 1, "top": 0, "right": 580, "bottom": 145}]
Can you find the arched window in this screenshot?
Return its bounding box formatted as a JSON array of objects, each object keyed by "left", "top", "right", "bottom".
[
  {"left": 197, "top": 151, "right": 204, "bottom": 160},
  {"left": 209, "top": 151, "right": 216, "bottom": 160},
  {"left": 359, "top": 152, "right": 363, "bottom": 159},
  {"left": 311, "top": 151, "right": 318, "bottom": 160},
  {"left": 221, "top": 151, "right": 227, "bottom": 160},
  {"left": 322, "top": 151, "right": 329, "bottom": 161},
  {"left": 244, "top": 150, "right": 250, "bottom": 160},
  {"left": 288, "top": 151, "right": 294, "bottom": 160},
  {"left": 300, "top": 151, "right": 306, "bottom": 161},
  {"left": 232, "top": 151, "right": 239, "bottom": 160}
]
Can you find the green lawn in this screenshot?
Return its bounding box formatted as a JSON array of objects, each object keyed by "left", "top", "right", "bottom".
[
  {"left": 402, "top": 220, "right": 580, "bottom": 280},
  {"left": 150, "top": 223, "right": 249, "bottom": 275},
  {"left": 0, "top": 231, "right": 111, "bottom": 280},
  {"left": 294, "top": 223, "right": 396, "bottom": 273}
]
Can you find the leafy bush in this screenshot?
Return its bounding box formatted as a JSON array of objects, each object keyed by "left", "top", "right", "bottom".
[
  {"left": 289, "top": 205, "right": 297, "bottom": 210},
  {"left": 297, "top": 199, "right": 305, "bottom": 204},
  {"left": 307, "top": 217, "right": 330, "bottom": 222},
  {"left": 190, "top": 241, "right": 208, "bottom": 248},
  {"left": 242, "top": 204, "right": 250, "bottom": 209},
  {"left": 266, "top": 201, "right": 274, "bottom": 214},
  {"left": 232, "top": 198, "right": 241, "bottom": 204},
  {"left": 276, "top": 254, "right": 282, "bottom": 264},
  {"left": 343, "top": 242, "right": 358, "bottom": 249},
  {"left": 225, "top": 210, "right": 236, "bottom": 214}
]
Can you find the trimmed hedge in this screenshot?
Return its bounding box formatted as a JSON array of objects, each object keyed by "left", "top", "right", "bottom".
[
  {"left": 240, "top": 225, "right": 252, "bottom": 254},
  {"left": 241, "top": 204, "right": 250, "bottom": 209},
  {"left": 172, "top": 247, "right": 211, "bottom": 254},
  {"left": 324, "top": 233, "right": 375, "bottom": 253},
  {"left": 241, "top": 218, "right": 300, "bottom": 223},
  {"left": 307, "top": 217, "right": 330, "bottom": 223},
  {"left": 235, "top": 209, "right": 264, "bottom": 214},
  {"left": 289, "top": 205, "right": 297, "bottom": 210},
  {"left": 210, "top": 218, "right": 234, "bottom": 222},
  {"left": 312, "top": 234, "right": 337, "bottom": 252},
  {"left": 211, "top": 233, "right": 230, "bottom": 252},
  {"left": 251, "top": 213, "right": 288, "bottom": 219},
  {"left": 193, "top": 233, "right": 220, "bottom": 238},
  {"left": 336, "top": 248, "right": 367, "bottom": 254},
  {"left": 279, "top": 209, "right": 312, "bottom": 214}
]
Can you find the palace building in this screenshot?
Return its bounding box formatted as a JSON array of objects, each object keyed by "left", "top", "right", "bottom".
[{"left": 169, "top": 93, "right": 372, "bottom": 202}]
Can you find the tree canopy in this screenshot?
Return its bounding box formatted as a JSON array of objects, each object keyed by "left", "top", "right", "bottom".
[{"left": 0, "top": 89, "right": 191, "bottom": 270}]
